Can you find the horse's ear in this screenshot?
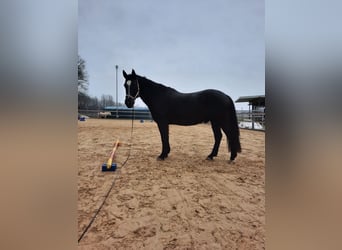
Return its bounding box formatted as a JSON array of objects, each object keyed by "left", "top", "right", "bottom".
[
  {"left": 132, "top": 69, "right": 136, "bottom": 77},
  {"left": 123, "top": 70, "right": 128, "bottom": 79}
]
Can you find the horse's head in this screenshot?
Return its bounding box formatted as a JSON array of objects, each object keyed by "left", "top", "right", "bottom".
[{"left": 123, "top": 69, "right": 140, "bottom": 108}]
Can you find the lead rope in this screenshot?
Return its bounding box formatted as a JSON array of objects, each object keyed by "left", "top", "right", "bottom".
[{"left": 78, "top": 108, "right": 135, "bottom": 243}]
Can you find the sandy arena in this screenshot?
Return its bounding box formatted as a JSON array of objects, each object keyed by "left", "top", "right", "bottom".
[{"left": 78, "top": 119, "right": 265, "bottom": 249}]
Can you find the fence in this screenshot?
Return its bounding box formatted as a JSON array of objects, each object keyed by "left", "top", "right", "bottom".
[
  {"left": 79, "top": 109, "right": 265, "bottom": 131},
  {"left": 236, "top": 111, "right": 265, "bottom": 131},
  {"left": 78, "top": 109, "right": 153, "bottom": 120}
]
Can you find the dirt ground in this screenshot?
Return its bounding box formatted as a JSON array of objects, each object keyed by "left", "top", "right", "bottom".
[{"left": 78, "top": 119, "right": 265, "bottom": 249}]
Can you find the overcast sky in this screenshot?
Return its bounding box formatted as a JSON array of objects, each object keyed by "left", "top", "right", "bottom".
[{"left": 79, "top": 0, "right": 264, "bottom": 110}]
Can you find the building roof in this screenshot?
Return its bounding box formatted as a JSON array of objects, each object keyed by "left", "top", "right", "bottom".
[
  {"left": 235, "top": 95, "right": 265, "bottom": 103},
  {"left": 235, "top": 95, "right": 265, "bottom": 108}
]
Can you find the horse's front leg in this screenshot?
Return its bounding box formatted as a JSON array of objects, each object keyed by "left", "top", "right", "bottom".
[{"left": 157, "top": 121, "right": 170, "bottom": 160}]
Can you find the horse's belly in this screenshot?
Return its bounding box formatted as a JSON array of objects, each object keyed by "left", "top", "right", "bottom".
[
  {"left": 169, "top": 115, "right": 207, "bottom": 126},
  {"left": 170, "top": 120, "right": 202, "bottom": 126}
]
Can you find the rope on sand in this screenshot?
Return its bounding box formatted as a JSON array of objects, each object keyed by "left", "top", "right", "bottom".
[{"left": 78, "top": 108, "right": 135, "bottom": 243}]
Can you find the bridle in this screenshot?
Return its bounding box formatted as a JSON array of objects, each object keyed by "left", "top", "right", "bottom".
[{"left": 126, "top": 79, "right": 140, "bottom": 101}]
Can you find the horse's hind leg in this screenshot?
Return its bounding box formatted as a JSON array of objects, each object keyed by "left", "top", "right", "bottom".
[
  {"left": 221, "top": 123, "right": 241, "bottom": 161},
  {"left": 207, "top": 122, "right": 222, "bottom": 160}
]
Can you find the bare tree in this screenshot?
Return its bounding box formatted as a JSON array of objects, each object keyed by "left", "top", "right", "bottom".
[
  {"left": 78, "top": 55, "right": 90, "bottom": 109},
  {"left": 100, "top": 94, "right": 115, "bottom": 108},
  {"left": 78, "top": 55, "right": 88, "bottom": 94}
]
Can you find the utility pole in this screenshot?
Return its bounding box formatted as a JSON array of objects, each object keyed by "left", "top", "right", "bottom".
[{"left": 115, "top": 65, "right": 118, "bottom": 118}]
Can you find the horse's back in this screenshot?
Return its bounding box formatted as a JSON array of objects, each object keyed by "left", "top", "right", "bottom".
[
  {"left": 197, "top": 89, "right": 235, "bottom": 113},
  {"left": 198, "top": 89, "right": 233, "bottom": 103},
  {"left": 170, "top": 89, "right": 232, "bottom": 105},
  {"left": 163, "top": 89, "right": 235, "bottom": 125}
]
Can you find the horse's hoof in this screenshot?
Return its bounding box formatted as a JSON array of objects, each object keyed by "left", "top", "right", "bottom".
[
  {"left": 157, "top": 155, "right": 167, "bottom": 161},
  {"left": 228, "top": 160, "right": 235, "bottom": 164},
  {"left": 206, "top": 156, "right": 214, "bottom": 161}
]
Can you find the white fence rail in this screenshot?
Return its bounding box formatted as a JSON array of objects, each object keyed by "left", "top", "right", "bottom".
[{"left": 78, "top": 109, "right": 153, "bottom": 120}]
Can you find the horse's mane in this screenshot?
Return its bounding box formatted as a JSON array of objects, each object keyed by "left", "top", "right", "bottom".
[{"left": 137, "top": 75, "right": 177, "bottom": 92}]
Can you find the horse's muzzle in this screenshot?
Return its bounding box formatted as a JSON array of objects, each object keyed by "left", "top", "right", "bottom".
[{"left": 125, "top": 98, "right": 135, "bottom": 108}]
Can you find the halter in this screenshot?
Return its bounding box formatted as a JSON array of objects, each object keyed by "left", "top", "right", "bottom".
[{"left": 126, "top": 79, "right": 140, "bottom": 100}]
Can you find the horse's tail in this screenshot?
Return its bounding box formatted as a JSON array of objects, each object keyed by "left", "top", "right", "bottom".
[{"left": 227, "top": 99, "right": 242, "bottom": 154}]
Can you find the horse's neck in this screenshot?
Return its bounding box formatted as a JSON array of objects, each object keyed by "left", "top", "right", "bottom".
[{"left": 138, "top": 77, "right": 168, "bottom": 108}]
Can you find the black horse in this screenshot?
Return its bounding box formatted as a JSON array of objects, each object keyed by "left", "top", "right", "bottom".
[{"left": 123, "top": 69, "right": 241, "bottom": 162}]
